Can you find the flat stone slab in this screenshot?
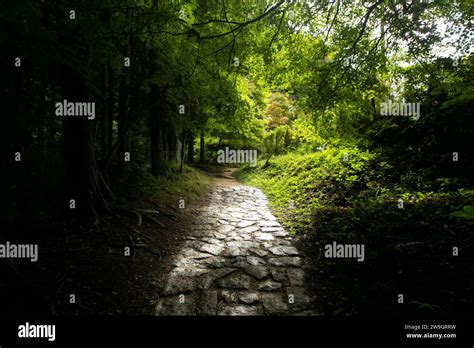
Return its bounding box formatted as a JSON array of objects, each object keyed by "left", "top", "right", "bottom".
[
  {"left": 244, "top": 266, "right": 269, "bottom": 280},
  {"left": 239, "top": 225, "right": 260, "bottom": 234},
  {"left": 197, "top": 268, "right": 237, "bottom": 290},
  {"left": 216, "top": 273, "right": 251, "bottom": 289},
  {"left": 271, "top": 268, "right": 287, "bottom": 282},
  {"left": 238, "top": 292, "right": 260, "bottom": 305},
  {"left": 261, "top": 227, "right": 286, "bottom": 233},
  {"left": 247, "top": 256, "right": 266, "bottom": 266},
  {"left": 183, "top": 249, "right": 213, "bottom": 259},
  {"left": 268, "top": 246, "right": 299, "bottom": 256},
  {"left": 218, "top": 304, "right": 262, "bottom": 316},
  {"left": 170, "top": 266, "right": 208, "bottom": 278},
  {"left": 199, "top": 243, "right": 224, "bottom": 256},
  {"left": 228, "top": 256, "right": 250, "bottom": 268},
  {"left": 268, "top": 257, "right": 302, "bottom": 267},
  {"left": 218, "top": 225, "right": 234, "bottom": 233},
  {"left": 255, "top": 232, "right": 275, "bottom": 241},
  {"left": 259, "top": 220, "right": 281, "bottom": 228},
  {"left": 257, "top": 280, "right": 282, "bottom": 291},
  {"left": 238, "top": 220, "right": 256, "bottom": 228},
  {"left": 202, "top": 256, "right": 226, "bottom": 268},
  {"left": 249, "top": 246, "right": 269, "bottom": 257}
]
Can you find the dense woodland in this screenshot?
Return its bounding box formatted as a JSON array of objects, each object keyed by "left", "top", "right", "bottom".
[{"left": 1, "top": 0, "right": 473, "bottom": 318}]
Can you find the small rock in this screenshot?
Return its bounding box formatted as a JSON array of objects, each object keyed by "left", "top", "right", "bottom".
[
  {"left": 202, "top": 256, "right": 226, "bottom": 269},
  {"left": 199, "top": 243, "right": 224, "bottom": 256},
  {"left": 247, "top": 255, "right": 266, "bottom": 266},
  {"left": 249, "top": 247, "right": 269, "bottom": 257},
  {"left": 183, "top": 249, "right": 213, "bottom": 259},
  {"left": 238, "top": 220, "right": 256, "bottom": 228},
  {"left": 268, "top": 246, "right": 299, "bottom": 256},
  {"left": 240, "top": 225, "right": 260, "bottom": 234},
  {"left": 261, "top": 227, "right": 285, "bottom": 233},
  {"left": 218, "top": 305, "right": 262, "bottom": 316},
  {"left": 259, "top": 220, "right": 281, "bottom": 228},
  {"left": 257, "top": 280, "right": 282, "bottom": 291},
  {"left": 239, "top": 293, "right": 260, "bottom": 305},
  {"left": 170, "top": 267, "right": 208, "bottom": 277},
  {"left": 228, "top": 256, "right": 249, "bottom": 268},
  {"left": 218, "top": 225, "right": 234, "bottom": 234},
  {"left": 197, "top": 268, "right": 237, "bottom": 290},
  {"left": 255, "top": 233, "right": 275, "bottom": 241},
  {"left": 274, "top": 231, "right": 288, "bottom": 237},
  {"left": 271, "top": 268, "right": 287, "bottom": 282},
  {"left": 244, "top": 266, "right": 269, "bottom": 280},
  {"left": 217, "top": 273, "right": 251, "bottom": 289},
  {"left": 268, "top": 257, "right": 302, "bottom": 267}
]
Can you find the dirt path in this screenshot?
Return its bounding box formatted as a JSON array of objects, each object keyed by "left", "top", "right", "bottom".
[{"left": 154, "top": 167, "right": 314, "bottom": 315}]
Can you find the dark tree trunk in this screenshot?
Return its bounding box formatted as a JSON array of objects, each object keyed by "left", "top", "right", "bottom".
[
  {"left": 3, "top": 60, "right": 33, "bottom": 224},
  {"left": 199, "top": 132, "right": 205, "bottom": 163},
  {"left": 163, "top": 126, "right": 169, "bottom": 162},
  {"left": 149, "top": 98, "right": 167, "bottom": 176},
  {"left": 187, "top": 132, "right": 194, "bottom": 164},
  {"left": 167, "top": 128, "right": 177, "bottom": 163},
  {"left": 179, "top": 132, "right": 186, "bottom": 173},
  {"left": 100, "top": 65, "right": 113, "bottom": 162},
  {"left": 117, "top": 68, "right": 130, "bottom": 181},
  {"left": 149, "top": 89, "right": 160, "bottom": 177},
  {"left": 149, "top": 49, "right": 167, "bottom": 177},
  {"left": 59, "top": 64, "right": 102, "bottom": 221},
  {"left": 55, "top": 2, "right": 103, "bottom": 221}
]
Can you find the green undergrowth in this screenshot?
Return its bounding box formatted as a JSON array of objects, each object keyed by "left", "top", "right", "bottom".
[
  {"left": 123, "top": 164, "right": 213, "bottom": 206},
  {"left": 236, "top": 147, "right": 474, "bottom": 316},
  {"left": 235, "top": 147, "right": 379, "bottom": 234}
]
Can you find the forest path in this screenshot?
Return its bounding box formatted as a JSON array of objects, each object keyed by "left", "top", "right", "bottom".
[{"left": 154, "top": 167, "right": 314, "bottom": 315}]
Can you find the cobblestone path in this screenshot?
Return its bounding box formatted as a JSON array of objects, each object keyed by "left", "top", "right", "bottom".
[{"left": 155, "top": 185, "right": 314, "bottom": 315}]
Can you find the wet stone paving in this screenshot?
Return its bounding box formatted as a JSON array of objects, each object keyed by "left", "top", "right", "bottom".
[{"left": 155, "top": 186, "right": 315, "bottom": 315}]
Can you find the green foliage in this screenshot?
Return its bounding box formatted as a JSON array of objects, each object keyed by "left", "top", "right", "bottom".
[
  {"left": 130, "top": 164, "right": 212, "bottom": 205},
  {"left": 236, "top": 147, "right": 377, "bottom": 233},
  {"left": 450, "top": 205, "right": 474, "bottom": 219},
  {"left": 237, "top": 143, "right": 474, "bottom": 315}
]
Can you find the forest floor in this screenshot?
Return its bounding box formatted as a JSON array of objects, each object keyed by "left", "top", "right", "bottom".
[
  {"left": 153, "top": 167, "right": 316, "bottom": 315},
  {"left": 6, "top": 165, "right": 317, "bottom": 316}
]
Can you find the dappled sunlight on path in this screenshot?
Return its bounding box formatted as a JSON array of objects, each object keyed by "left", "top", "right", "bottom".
[{"left": 154, "top": 185, "right": 315, "bottom": 315}]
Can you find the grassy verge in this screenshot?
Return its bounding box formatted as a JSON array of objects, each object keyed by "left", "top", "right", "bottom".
[
  {"left": 236, "top": 147, "right": 474, "bottom": 316},
  {"left": 122, "top": 164, "right": 213, "bottom": 207}
]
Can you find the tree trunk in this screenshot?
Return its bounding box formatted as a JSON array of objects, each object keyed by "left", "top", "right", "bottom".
[
  {"left": 117, "top": 67, "right": 130, "bottom": 181},
  {"left": 149, "top": 89, "right": 160, "bottom": 177},
  {"left": 101, "top": 65, "right": 113, "bottom": 162},
  {"left": 176, "top": 138, "right": 182, "bottom": 165},
  {"left": 149, "top": 48, "right": 167, "bottom": 177},
  {"left": 55, "top": 3, "right": 102, "bottom": 221},
  {"left": 187, "top": 132, "right": 194, "bottom": 163},
  {"left": 59, "top": 64, "right": 102, "bottom": 220},
  {"left": 179, "top": 132, "right": 186, "bottom": 173}
]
